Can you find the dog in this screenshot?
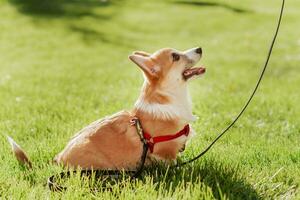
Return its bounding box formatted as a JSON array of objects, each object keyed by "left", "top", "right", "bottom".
[{"left": 8, "top": 47, "right": 205, "bottom": 170}]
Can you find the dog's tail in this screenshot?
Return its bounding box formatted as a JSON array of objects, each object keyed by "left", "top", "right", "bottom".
[{"left": 7, "top": 136, "right": 32, "bottom": 168}]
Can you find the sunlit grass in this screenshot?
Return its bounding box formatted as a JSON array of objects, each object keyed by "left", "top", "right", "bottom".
[{"left": 0, "top": 0, "right": 299, "bottom": 199}]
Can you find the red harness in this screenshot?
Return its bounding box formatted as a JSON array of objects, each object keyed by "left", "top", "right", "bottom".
[{"left": 143, "top": 125, "right": 190, "bottom": 153}]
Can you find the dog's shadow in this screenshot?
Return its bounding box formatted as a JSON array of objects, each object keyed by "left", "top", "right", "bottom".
[
  {"left": 18, "top": 158, "right": 260, "bottom": 199},
  {"left": 142, "top": 159, "right": 261, "bottom": 200}
]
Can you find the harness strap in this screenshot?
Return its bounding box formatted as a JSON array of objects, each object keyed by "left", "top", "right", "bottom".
[{"left": 143, "top": 125, "right": 190, "bottom": 153}]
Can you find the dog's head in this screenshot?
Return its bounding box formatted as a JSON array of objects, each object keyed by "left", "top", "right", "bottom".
[{"left": 129, "top": 47, "right": 205, "bottom": 85}]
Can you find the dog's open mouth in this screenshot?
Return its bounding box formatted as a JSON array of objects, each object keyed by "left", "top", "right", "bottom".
[{"left": 183, "top": 66, "right": 206, "bottom": 80}]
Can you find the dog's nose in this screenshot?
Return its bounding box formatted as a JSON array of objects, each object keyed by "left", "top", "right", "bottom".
[{"left": 195, "top": 47, "right": 202, "bottom": 54}]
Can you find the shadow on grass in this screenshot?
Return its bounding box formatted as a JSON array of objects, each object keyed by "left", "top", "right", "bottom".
[
  {"left": 173, "top": 0, "right": 251, "bottom": 13},
  {"left": 8, "top": 0, "right": 133, "bottom": 47},
  {"left": 144, "top": 159, "right": 261, "bottom": 200},
  {"left": 15, "top": 159, "right": 260, "bottom": 199},
  {"left": 8, "top": 0, "right": 119, "bottom": 18},
  {"left": 69, "top": 25, "right": 137, "bottom": 48}
]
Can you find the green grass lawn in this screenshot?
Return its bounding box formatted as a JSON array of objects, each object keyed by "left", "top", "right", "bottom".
[{"left": 0, "top": 0, "right": 299, "bottom": 199}]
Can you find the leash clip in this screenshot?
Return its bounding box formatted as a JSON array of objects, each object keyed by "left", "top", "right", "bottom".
[{"left": 131, "top": 117, "right": 147, "bottom": 145}]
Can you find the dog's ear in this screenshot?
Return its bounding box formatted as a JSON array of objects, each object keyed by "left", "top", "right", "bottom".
[
  {"left": 129, "top": 54, "right": 159, "bottom": 78},
  {"left": 133, "top": 51, "right": 151, "bottom": 57}
]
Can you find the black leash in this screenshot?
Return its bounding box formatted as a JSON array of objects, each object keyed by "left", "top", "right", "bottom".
[
  {"left": 174, "top": 0, "right": 285, "bottom": 167},
  {"left": 47, "top": 0, "right": 285, "bottom": 191}
]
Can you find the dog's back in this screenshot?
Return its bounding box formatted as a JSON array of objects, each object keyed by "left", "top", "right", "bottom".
[{"left": 54, "top": 110, "right": 144, "bottom": 169}]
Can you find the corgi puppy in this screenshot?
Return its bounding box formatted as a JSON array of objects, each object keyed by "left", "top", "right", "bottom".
[{"left": 8, "top": 47, "right": 205, "bottom": 170}]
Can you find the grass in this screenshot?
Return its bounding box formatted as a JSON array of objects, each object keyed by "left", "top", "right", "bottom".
[{"left": 0, "top": 0, "right": 299, "bottom": 199}]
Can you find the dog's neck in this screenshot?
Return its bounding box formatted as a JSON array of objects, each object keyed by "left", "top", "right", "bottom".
[
  {"left": 134, "top": 81, "right": 196, "bottom": 125},
  {"left": 133, "top": 81, "right": 195, "bottom": 160}
]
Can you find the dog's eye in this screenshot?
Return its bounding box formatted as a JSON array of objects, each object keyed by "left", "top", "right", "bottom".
[{"left": 172, "top": 53, "right": 180, "bottom": 62}]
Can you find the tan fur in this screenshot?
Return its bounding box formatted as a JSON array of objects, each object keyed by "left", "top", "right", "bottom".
[
  {"left": 54, "top": 108, "right": 186, "bottom": 169},
  {"left": 7, "top": 136, "right": 32, "bottom": 168},
  {"left": 54, "top": 111, "right": 144, "bottom": 169},
  {"left": 55, "top": 47, "right": 202, "bottom": 169},
  {"left": 8, "top": 47, "right": 203, "bottom": 170},
  {"left": 133, "top": 51, "right": 151, "bottom": 57}
]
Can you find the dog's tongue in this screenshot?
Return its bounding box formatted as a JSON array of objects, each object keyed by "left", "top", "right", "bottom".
[{"left": 183, "top": 67, "right": 206, "bottom": 80}]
